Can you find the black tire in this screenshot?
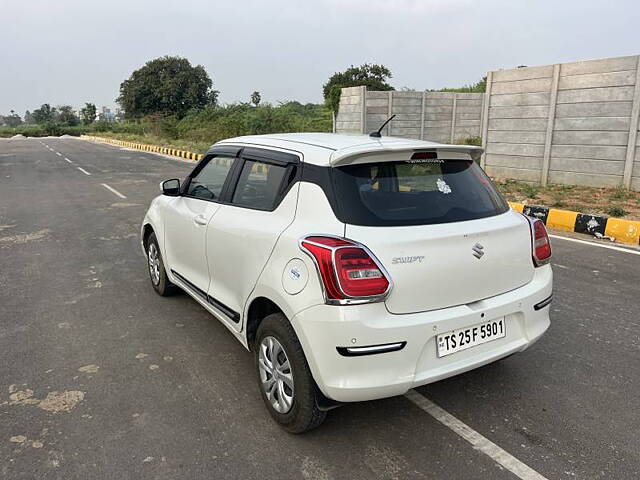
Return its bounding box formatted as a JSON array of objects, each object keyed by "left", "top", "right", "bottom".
[
  {"left": 145, "top": 232, "right": 175, "bottom": 296},
  {"left": 254, "top": 313, "right": 327, "bottom": 433}
]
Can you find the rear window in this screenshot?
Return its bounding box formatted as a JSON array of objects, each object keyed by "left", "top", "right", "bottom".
[{"left": 332, "top": 160, "right": 509, "bottom": 226}]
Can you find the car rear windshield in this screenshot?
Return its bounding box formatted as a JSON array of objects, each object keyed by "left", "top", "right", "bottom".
[{"left": 332, "top": 159, "right": 509, "bottom": 226}]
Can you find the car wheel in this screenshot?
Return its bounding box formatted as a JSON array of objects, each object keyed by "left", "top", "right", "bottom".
[
  {"left": 255, "top": 313, "right": 327, "bottom": 433},
  {"left": 146, "top": 232, "right": 174, "bottom": 296}
]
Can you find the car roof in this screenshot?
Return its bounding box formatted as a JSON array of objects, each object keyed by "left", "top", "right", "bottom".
[{"left": 215, "top": 133, "right": 483, "bottom": 166}]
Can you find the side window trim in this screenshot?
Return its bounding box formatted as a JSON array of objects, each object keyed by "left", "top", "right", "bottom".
[
  {"left": 241, "top": 146, "right": 300, "bottom": 166},
  {"left": 226, "top": 147, "right": 301, "bottom": 212},
  {"left": 182, "top": 146, "right": 242, "bottom": 203},
  {"left": 219, "top": 156, "right": 245, "bottom": 203}
]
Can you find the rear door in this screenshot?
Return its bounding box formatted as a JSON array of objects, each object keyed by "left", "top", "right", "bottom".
[
  {"left": 335, "top": 158, "right": 535, "bottom": 313},
  {"left": 205, "top": 147, "right": 300, "bottom": 331},
  {"left": 163, "top": 149, "right": 239, "bottom": 294},
  {"left": 348, "top": 214, "right": 534, "bottom": 313}
]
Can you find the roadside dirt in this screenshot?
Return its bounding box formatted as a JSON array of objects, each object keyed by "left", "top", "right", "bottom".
[{"left": 494, "top": 180, "right": 640, "bottom": 220}]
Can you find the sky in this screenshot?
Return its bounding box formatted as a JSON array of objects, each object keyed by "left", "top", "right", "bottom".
[{"left": 1, "top": 0, "right": 639, "bottom": 115}]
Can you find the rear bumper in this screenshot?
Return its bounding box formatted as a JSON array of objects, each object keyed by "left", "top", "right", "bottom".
[{"left": 291, "top": 265, "right": 552, "bottom": 402}]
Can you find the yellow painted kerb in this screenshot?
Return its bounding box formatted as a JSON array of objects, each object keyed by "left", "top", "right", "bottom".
[
  {"left": 605, "top": 218, "right": 640, "bottom": 245},
  {"left": 81, "top": 135, "right": 201, "bottom": 162},
  {"left": 508, "top": 202, "right": 524, "bottom": 213},
  {"left": 546, "top": 209, "right": 579, "bottom": 232}
]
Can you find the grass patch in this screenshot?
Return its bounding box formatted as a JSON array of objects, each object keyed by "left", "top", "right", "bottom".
[
  {"left": 493, "top": 179, "right": 640, "bottom": 221},
  {"left": 551, "top": 191, "right": 566, "bottom": 208},
  {"left": 520, "top": 184, "right": 540, "bottom": 200},
  {"left": 495, "top": 179, "right": 540, "bottom": 201},
  {"left": 610, "top": 185, "right": 632, "bottom": 201},
  {"left": 606, "top": 205, "right": 628, "bottom": 218}
]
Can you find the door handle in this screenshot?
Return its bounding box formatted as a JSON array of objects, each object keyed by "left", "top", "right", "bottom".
[{"left": 193, "top": 214, "right": 208, "bottom": 226}]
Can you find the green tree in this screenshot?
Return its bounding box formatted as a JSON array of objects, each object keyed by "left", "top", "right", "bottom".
[
  {"left": 24, "top": 110, "right": 34, "bottom": 124},
  {"left": 250, "top": 91, "right": 261, "bottom": 107},
  {"left": 323, "top": 64, "right": 394, "bottom": 113},
  {"left": 57, "top": 105, "right": 79, "bottom": 126},
  {"left": 117, "top": 56, "right": 218, "bottom": 118},
  {"left": 4, "top": 110, "right": 22, "bottom": 127},
  {"left": 32, "top": 104, "right": 56, "bottom": 124},
  {"left": 432, "top": 76, "right": 486, "bottom": 93},
  {"left": 80, "top": 103, "right": 97, "bottom": 124}
]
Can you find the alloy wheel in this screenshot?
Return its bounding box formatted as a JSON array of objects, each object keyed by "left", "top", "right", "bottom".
[
  {"left": 148, "top": 243, "right": 161, "bottom": 286},
  {"left": 258, "top": 336, "right": 294, "bottom": 414}
]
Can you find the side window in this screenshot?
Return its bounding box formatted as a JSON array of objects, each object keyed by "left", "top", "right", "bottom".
[
  {"left": 187, "top": 155, "right": 235, "bottom": 200},
  {"left": 231, "top": 160, "right": 289, "bottom": 210}
]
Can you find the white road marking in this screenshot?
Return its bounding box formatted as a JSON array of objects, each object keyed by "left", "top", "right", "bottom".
[
  {"left": 76, "top": 167, "right": 91, "bottom": 176},
  {"left": 100, "top": 183, "right": 127, "bottom": 199},
  {"left": 64, "top": 157, "right": 72, "bottom": 164},
  {"left": 549, "top": 234, "right": 640, "bottom": 256},
  {"left": 405, "top": 390, "right": 548, "bottom": 480},
  {"left": 55, "top": 152, "right": 62, "bottom": 156}
]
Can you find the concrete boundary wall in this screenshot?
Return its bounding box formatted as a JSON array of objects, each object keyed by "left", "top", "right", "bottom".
[
  {"left": 482, "top": 55, "right": 640, "bottom": 191},
  {"left": 337, "top": 54, "right": 640, "bottom": 191},
  {"left": 336, "top": 87, "right": 485, "bottom": 144}
]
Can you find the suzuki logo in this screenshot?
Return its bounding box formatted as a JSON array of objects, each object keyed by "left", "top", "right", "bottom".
[{"left": 472, "top": 243, "right": 484, "bottom": 259}]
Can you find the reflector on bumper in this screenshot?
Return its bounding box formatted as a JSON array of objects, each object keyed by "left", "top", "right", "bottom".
[{"left": 336, "top": 342, "right": 406, "bottom": 357}]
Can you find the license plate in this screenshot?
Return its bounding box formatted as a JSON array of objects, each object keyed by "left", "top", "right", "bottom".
[{"left": 436, "top": 318, "right": 506, "bottom": 357}]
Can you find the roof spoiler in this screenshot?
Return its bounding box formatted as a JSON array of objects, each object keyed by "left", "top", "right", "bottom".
[{"left": 329, "top": 144, "right": 484, "bottom": 167}]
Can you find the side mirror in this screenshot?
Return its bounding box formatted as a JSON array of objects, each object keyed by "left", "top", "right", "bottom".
[{"left": 160, "top": 179, "right": 181, "bottom": 196}]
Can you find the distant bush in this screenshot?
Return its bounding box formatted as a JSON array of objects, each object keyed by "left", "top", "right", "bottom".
[
  {"left": 432, "top": 77, "right": 487, "bottom": 93},
  {"left": 1, "top": 101, "right": 332, "bottom": 143},
  {"left": 90, "top": 120, "right": 144, "bottom": 135},
  {"left": 457, "top": 136, "right": 482, "bottom": 146},
  {"left": 0, "top": 124, "right": 88, "bottom": 137},
  {"left": 134, "top": 102, "right": 332, "bottom": 146}
]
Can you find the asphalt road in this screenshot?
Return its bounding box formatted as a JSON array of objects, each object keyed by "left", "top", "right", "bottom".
[{"left": 1, "top": 137, "right": 638, "bottom": 480}]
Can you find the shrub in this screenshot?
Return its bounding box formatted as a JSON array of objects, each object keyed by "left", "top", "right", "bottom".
[
  {"left": 458, "top": 136, "right": 482, "bottom": 146},
  {"left": 551, "top": 192, "right": 566, "bottom": 208},
  {"left": 606, "top": 205, "right": 627, "bottom": 217},
  {"left": 0, "top": 124, "right": 88, "bottom": 137},
  {"left": 520, "top": 183, "right": 540, "bottom": 199},
  {"left": 2, "top": 101, "right": 333, "bottom": 143}
]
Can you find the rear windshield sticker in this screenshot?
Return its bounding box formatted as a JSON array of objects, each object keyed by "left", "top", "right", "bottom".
[{"left": 437, "top": 178, "right": 452, "bottom": 194}]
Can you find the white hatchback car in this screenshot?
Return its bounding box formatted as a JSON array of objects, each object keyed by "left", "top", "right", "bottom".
[{"left": 141, "top": 133, "right": 552, "bottom": 433}]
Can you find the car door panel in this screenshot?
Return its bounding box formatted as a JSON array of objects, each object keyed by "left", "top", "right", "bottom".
[
  {"left": 163, "top": 196, "right": 220, "bottom": 293},
  {"left": 205, "top": 187, "right": 299, "bottom": 330},
  {"left": 205, "top": 149, "right": 301, "bottom": 332},
  {"left": 162, "top": 151, "right": 239, "bottom": 295}
]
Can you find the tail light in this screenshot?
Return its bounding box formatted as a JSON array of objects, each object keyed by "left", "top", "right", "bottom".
[
  {"left": 299, "top": 235, "right": 391, "bottom": 304},
  {"left": 525, "top": 217, "right": 551, "bottom": 266}
]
